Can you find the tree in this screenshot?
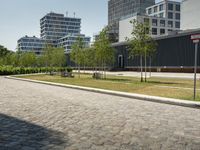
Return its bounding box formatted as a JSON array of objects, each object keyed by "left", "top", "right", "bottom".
[
  {"left": 70, "top": 37, "right": 85, "bottom": 78},
  {"left": 93, "top": 27, "right": 115, "bottom": 79},
  {"left": 127, "top": 19, "right": 157, "bottom": 82},
  {"left": 42, "top": 45, "right": 65, "bottom": 67},
  {"left": 19, "top": 52, "right": 36, "bottom": 67}
]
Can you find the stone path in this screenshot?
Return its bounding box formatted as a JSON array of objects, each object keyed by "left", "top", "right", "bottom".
[{"left": 0, "top": 77, "right": 200, "bottom": 150}]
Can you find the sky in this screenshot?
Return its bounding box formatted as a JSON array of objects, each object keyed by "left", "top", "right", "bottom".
[{"left": 0, "top": 0, "right": 181, "bottom": 51}]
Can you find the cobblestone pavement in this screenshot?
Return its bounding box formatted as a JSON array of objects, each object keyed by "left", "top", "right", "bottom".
[{"left": 0, "top": 77, "right": 200, "bottom": 150}]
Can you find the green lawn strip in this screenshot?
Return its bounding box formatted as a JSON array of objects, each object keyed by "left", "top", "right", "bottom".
[{"left": 17, "top": 74, "right": 200, "bottom": 101}]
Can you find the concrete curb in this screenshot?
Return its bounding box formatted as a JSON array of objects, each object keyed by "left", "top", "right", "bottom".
[{"left": 6, "top": 76, "right": 200, "bottom": 109}]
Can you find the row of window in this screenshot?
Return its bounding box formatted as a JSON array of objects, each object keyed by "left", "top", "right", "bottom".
[
  {"left": 149, "top": 19, "right": 180, "bottom": 28},
  {"left": 151, "top": 28, "right": 174, "bottom": 35},
  {"left": 148, "top": 3, "right": 180, "bottom": 14}
]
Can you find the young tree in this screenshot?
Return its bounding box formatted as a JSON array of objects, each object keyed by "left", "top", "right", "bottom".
[
  {"left": 127, "top": 19, "right": 157, "bottom": 82},
  {"left": 70, "top": 37, "right": 85, "bottom": 78},
  {"left": 93, "top": 27, "right": 114, "bottom": 79}
]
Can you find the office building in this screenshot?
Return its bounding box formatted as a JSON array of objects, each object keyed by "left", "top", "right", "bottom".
[
  {"left": 57, "top": 34, "right": 91, "bottom": 53},
  {"left": 146, "top": 0, "right": 181, "bottom": 19},
  {"left": 40, "top": 12, "right": 81, "bottom": 45},
  {"left": 17, "top": 36, "right": 45, "bottom": 55},
  {"left": 119, "top": 14, "right": 180, "bottom": 42},
  {"left": 181, "top": 0, "right": 200, "bottom": 30},
  {"left": 108, "top": 0, "right": 155, "bottom": 42},
  {"left": 119, "top": 0, "right": 181, "bottom": 42}
]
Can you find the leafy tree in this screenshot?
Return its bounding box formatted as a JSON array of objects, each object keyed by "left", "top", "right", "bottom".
[
  {"left": 70, "top": 37, "right": 85, "bottom": 78},
  {"left": 42, "top": 45, "right": 66, "bottom": 69},
  {"left": 19, "top": 52, "right": 36, "bottom": 67},
  {"left": 127, "top": 19, "right": 157, "bottom": 82},
  {"left": 93, "top": 27, "right": 114, "bottom": 79}
]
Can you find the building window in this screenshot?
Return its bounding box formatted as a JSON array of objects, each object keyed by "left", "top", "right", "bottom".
[
  {"left": 152, "top": 19, "right": 158, "bottom": 26},
  {"left": 154, "top": 6, "right": 158, "bottom": 13},
  {"left": 159, "top": 4, "right": 164, "bottom": 11},
  {"left": 168, "top": 21, "right": 173, "bottom": 27},
  {"left": 144, "top": 18, "right": 150, "bottom": 25},
  {"left": 148, "top": 8, "right": 152, "bottom": 14},
  {"left": 168, "top": 12, "right": 173, "bottom": 19},
  {"left": 175, "top": 13, "right": 180, "bottom": 20},
  {"left": 175, "top": 22, "right": 180, "bottom": 28},
  {"left": 168, "top": 3, "right": 173, "bottom": 11},
  {"left": 176, "top": 5, "right": 180, "bottom": 11},
  {"left": 160, "top": 20, "right": 165, "bottom": 27},
  {"left": 160, "top": 29, "right": 165, "bottom": 35},
  {"left": 152, "top": 28, "right": 157, "bottom": 35},
  {"left": 159, "top": 13, "right": 164, "bottom": 18}
]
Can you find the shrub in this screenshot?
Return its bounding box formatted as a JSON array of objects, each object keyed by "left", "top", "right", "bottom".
[{"left": 0, "top": 66, "right": 73, "bottom": 75}]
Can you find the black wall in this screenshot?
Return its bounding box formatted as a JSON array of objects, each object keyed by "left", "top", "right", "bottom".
[{"left": 113, "top": 33, "right": 200, "bottom": 70}]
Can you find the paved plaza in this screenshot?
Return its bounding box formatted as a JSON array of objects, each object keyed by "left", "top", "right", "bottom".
[{"left": 0, "top": 77, "right": 200, "bottom": 150}]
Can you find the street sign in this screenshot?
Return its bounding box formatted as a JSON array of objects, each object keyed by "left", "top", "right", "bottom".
[
  {"left": 191, "top": 34, "right": 200, "bottom": 40},
  {"left": 193, "top": 39, "right": 199, "bottom": 43}
]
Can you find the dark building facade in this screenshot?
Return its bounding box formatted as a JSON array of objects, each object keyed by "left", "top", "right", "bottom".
[
  {"left": 108, "top": 0, "right": 155, "bottom": 42},
  {"left": 112, "top": 29, "right": 200, "bottom": 72}
]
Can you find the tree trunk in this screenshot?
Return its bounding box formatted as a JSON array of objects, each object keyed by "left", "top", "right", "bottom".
[
  {"left": 149, "top": 56, "right": 152, "bottom": 78},
  {"left": 145, "top": 51, "right": 147, "bottom": 82},
  {"left": 78, "top": 65, "right": 80, "bottom": 78},
  {"left": 140, "top": 55, "right": 143, "bottom": 82}
]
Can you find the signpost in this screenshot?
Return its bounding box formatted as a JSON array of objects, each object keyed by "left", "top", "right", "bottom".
[{"left": 191, "top": 34, "right": 200, "bottom": 100}]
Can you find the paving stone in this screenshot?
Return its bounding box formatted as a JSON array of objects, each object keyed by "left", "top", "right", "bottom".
[{"left": 1, "top": 77, "right": 200, "bottom": 149}]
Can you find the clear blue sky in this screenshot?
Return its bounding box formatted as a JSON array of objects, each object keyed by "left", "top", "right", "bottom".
[{"left": 0, "top": 0, "right": 181, "bottom": 51}]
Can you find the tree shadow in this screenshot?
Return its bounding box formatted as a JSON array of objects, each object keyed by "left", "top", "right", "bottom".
[
  {"left": 147, "top": 80, "right": 180, "bottom": 85},
  {"left": 103, "top": 78, "right": 132, "bottom": 82},
  {"left": 0, "top": 113, "right": 68, "bottom": 150}
]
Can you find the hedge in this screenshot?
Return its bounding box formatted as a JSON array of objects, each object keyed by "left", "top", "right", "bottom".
[{"left": 0, "top": 66, "right": 73, "bottom": 75}]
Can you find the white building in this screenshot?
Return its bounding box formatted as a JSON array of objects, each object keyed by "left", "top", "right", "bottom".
[
  {"left": 119, "top": 0, "right": 181, "bottom": 42},
  {"left": 181, "top": 0, "right": 200, "bottom": 30}
]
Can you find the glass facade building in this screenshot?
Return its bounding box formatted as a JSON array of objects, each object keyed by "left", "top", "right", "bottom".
[
  {"left": 17, "top": 36, "right": 45, "bottom": 55},
  {"left": 40, "top": 12, "right": 81, "bottom": 46},
  {"left": 57, "top": 34, "right": 91, "bottom": 53},
  {"left": 108, "top": 0, "right": 155, "bottom": 42}
]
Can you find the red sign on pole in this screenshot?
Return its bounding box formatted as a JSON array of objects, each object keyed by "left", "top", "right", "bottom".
[{"left": 191, "top": 34, "right": 200, "bottom": 40}]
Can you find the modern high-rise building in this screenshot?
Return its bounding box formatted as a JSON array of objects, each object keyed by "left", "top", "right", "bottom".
[
  {"left": 40, "top": 12, "right": 81, "bottom": 45},
  {"left": 108, "top": 0, "right": 155, "bottom": 42},
  {"left": 181, "top": 0, "right": 200, "bottom": 30}
]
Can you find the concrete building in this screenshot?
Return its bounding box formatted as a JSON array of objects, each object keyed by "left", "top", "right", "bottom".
[
  {"left": 57, "top": 34, "right": 91, "bottom": 53},
  {"left": 119, "top": 14, "right": 180, "bottom": 42},
  {"left": 181, "top": 0, "right": 200, "bottom": 30},
  {"left": 119, "top": 0, "right": 181, "bottom": 42},
  {"left": 146, "top": 0, "right": 181, "bottom": 19},
  {"left": 17, "top": 36, "right": 45, "bottom": 55},
  {"left": 108, "top": 0, "right": 155, "bottom": 42},
  {"left": 40, "top": 12, "right": 81, "bottom": 46}
]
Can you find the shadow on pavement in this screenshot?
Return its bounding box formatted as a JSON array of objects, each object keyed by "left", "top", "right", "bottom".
[{"left": 0, "top": 113, "right": 67, "bottom": 150}]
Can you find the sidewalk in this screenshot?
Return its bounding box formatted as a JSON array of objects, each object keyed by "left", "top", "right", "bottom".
[{"left": 73, "top": 70, "right": 200, "bottom": 79}]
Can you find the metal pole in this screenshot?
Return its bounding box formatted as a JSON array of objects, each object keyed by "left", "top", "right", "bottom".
[{"left": 194, "top": 42, "right": 198, "bottom": 100}]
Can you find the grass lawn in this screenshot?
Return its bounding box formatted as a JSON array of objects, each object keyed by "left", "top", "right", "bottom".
[{"left": 18, "top": 73, "right": 200, "bottom": 101}]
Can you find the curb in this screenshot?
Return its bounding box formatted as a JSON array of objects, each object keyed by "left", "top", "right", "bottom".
[{"left": 5, "top": 76, "right": 200, "bottom": 109}]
